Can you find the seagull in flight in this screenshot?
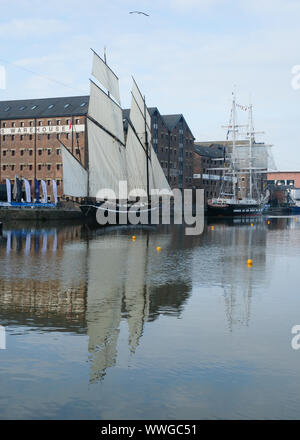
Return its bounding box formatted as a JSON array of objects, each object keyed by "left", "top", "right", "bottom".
[{"left": 129, "top": 11, "right": 149, "bottom": 16}]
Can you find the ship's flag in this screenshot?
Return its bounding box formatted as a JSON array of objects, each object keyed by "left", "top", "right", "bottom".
[
  {"left": 52, "top": 179, "right": 58, "bottom": 205},
  {"left": 69, "top": 120, "right": 72, "bottom": 130},
  {"left": 41, "top": 180, "right": 47, "bottom": 203},
  {"left": 6, "top": 178, "right": 11, "bottom": 203},
  {"left": 16, "top": 178, "right": 22, "bottom": 202},
  {"left": 34, "top": 179, "right": 40, "bottom": 203},
  {"left": 24, "top": 178, "right": 31, "bottom": 203}
]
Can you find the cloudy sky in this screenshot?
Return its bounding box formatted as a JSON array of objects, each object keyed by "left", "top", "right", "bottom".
[{"left": 0, "top": 0, "right": 299, "bottom": 169}]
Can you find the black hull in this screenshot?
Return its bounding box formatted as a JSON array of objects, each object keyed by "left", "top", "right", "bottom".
[
  {"left": 207, "top": 203, "right": 263, "bottom": 217},
  {"left": 80, "top": 202, "right": 156, "bottom": 225}
]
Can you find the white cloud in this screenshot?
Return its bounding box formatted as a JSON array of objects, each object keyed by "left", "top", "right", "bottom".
[{"left": 0, "top": 18, "right": 71, "bottom": 39}]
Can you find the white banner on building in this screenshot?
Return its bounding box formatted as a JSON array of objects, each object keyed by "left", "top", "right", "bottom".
[
  {"left": 41, "top": 180, "right": 47, "bottom": 203},
  {"left": 52, "top": 180, "right": 58, "bottom": 205},
  {"left": 5, "top": 178, "right": 11, "bottom": 203},
  {"left": 24, "top": 178, "right": 31, "bottom": 203},
  {"left": 0, "top": 124, "right": 85, "bottom": 136}
]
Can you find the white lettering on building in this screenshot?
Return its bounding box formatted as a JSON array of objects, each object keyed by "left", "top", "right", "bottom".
[{"left": 0, "top": 124, "right": 85, "bottom": 135}]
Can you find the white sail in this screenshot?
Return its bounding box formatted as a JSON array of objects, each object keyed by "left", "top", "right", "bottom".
[
  {"left": 61, "top": 144, "right": 88, "bottom": 197},
  {"left": 87, "top": 119, "right": 127, "bottom": 198},
  {"left": 235, "top": 143, "right": 270, "bottom": 170},
  {"left": 149, "top": 145, "right": 171, "bottom": 193},
  {"left": 125, "top": 124, "right": 148, "bottom": 196},
  {"left": 91, "top": 51, "right": 121, "bottom": 105},
  {"left": 132, "top": 79, "right": 151, "bottom": 129},
  {"left": 130, "top": 92, "right": 151, "bottom": 145},
  {"left": 126, "top": 78, "right": 171, "bottom": 196},
  {"left": 88, "top": 80, "right": 125, "bottom": 144}
]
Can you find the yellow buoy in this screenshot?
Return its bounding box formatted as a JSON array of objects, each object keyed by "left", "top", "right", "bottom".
[
  {"left": 267, "top": 220, "right": 270, "bottom": 225},
  {"left": 248, "top": 259, "right": 253, "bottom": 266},
  {"left": 132, "top": 236, "right": 136, "bottom": 241},
  {"left": 250, "top": 223, "right": 254, "bottom": 227},
  {"left": 156, "top": 246, "right": 161, "bottom": 252},
  {"left": 211, "top": 226, "right": 214, "bottom": 230}
]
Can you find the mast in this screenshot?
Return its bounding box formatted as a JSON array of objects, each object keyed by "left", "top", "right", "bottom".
[
  {"left": 232, "top": 93, "right": 237, "bottom": 200},
  {"left": 248, "top": 102, "right": 254, "bottom": 200},
  {"left": 144, "top": 95, "right": 150, "bottom": 203}
]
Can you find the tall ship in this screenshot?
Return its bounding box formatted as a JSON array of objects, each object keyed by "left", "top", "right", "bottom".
[
  {"left": 61, "top": 49, "right": 171, "bottom": 223},
  {"left": 207, "top": 93, "right": 272, "bottom": 217}
]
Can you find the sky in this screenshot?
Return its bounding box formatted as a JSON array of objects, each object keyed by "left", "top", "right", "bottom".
[{"left": 0, "top": 0, "right": 299, "bottom": 170}]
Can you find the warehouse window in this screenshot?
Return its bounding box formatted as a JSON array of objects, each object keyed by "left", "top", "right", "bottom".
[
  {"left": 48, "top": 104, "right": 55, "bottom": 109},
  {"left": 80, "top": 102, "right": 87, "bottom": 107},
  {"left": 4, "top": 106, "right": 10, "bottom": 112},
  {"left": 64, "top": 103, "right": 70, "bottom": 108},
  {"left": 19, "top": 106, "right": 26, "bottom": 111},
  {"left": 31, "top": 105, "right": 37, "bottom": 110}
]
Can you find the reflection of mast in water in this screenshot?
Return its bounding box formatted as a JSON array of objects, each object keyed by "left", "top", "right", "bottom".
[
  {"left": 123, "top": 234, "right": 150, "bottom": 354},
  {"left": 222, "top": 224, "right": 257, "bottom": 330},
  {"left": 85, "top": 237, "right": 124, "bottom": 383},
  {"left": 86, "top": 230, "right": 174, "bottom": 382}
]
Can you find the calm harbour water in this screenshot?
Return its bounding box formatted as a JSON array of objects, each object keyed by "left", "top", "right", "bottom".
[{"left": 0, "top": 217, "right": 300, "bottom": 419}]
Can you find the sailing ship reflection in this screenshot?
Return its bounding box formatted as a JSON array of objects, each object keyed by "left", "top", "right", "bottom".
[
  {"left": 85, "top": 229, "right": 192, "bottom": 382},
  {"left": 0, "top": 224, "right": 193, "bottom": 383}
]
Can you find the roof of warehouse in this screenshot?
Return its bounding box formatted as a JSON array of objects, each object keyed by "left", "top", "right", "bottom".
[{"left": 0, "top": 96, "right": 90, "bottom": 120}]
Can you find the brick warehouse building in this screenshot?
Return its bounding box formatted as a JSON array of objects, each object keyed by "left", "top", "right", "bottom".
[
  {"left": 123, "top": 107, "right": 194, "bottom": 190},
  {"left": 0, "top": 97, "right": 195, "bottom": 201},
  {"left": 148, "top": 108, "right": 194, "bottom": 189},
  {"left": 0, "top": 96, "right": 88, "bottom": 201},
  {"left": 193, "top": 143, "right": 232, "bottom": 203}
]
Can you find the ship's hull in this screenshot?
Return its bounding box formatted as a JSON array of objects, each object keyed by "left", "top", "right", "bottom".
[
  {"left": 207, "top": 202, "right": 263, "bottom": 217},
  {"left": 291, "top": 206, "right": 300, "bottom": 214},
  {"left": 80, "top": 202, "right": 157, "bottom": 225}
]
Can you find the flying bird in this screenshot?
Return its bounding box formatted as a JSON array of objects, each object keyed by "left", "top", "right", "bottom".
[{"left": 129, "top": 11, "right": 149, "bottom": 16}]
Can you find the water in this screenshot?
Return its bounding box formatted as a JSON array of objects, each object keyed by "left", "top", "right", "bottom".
[{"left": 0, "top": 217, "right": 300, "bottom": 419}]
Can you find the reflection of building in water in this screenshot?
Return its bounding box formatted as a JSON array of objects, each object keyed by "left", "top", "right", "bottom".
[{"left": 0, "top": 225, "right": 87, "bottom": 329}]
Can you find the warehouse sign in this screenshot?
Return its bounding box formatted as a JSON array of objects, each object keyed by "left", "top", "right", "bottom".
[{"left": 0, "top": 124, "right": 85, "bottom": 135}]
